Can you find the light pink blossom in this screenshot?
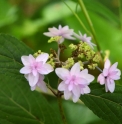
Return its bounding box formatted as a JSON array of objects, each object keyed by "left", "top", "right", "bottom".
[
  {"left": 97, "top": 59, "right": 121, "bottom": 93},
  {"left": 73, "top": 31, "right": 96, "bottom": 48},
  {"left": 43, "top": 25, "right": 75, "bottom": 44},
  {"left": 20, "top": 53, "right": 53, "bottom": 90},
  {"left": 55, "top": 62, "right": 94, "bottom": 103},
  {"left": 25, "top": 74, "right": 47, "bottom": 92}
]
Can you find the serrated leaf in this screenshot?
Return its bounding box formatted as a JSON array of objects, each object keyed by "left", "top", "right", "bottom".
[
  {"left": 0, "top": 34, "right": 61, "bottom": 124},
  {"left": 80, "top": 84, "right": 122, "bottom": 124}
]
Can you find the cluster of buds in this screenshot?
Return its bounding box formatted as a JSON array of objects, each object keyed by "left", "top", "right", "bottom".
[
  {"left": 20, "top": 25, "right": 121, "bottom": 103},
  {"left": 69, "top": 41, "right": 100, "bottom": 70}
]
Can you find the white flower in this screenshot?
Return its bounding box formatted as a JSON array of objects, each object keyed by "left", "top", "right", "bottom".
[
  {"left": 43, "top": 25, "right": 75, "bottom": 44},
  {"left": 55, "top": 62, "right": 94, "bottom": 103},
  {"left": 20, "top": 53, "right": 53, "bottom": 90},
  {"left": 97, "top": 59, "right": 121, "bottom": 93},
  {"left": 25, "top": 74, "right": 47, "bottom": 92},
  {"left": 73, "top": 31, "right": 96, "bottom": 48}
]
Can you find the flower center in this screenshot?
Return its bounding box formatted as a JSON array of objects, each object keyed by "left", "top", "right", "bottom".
[
  {"left": 31, "top": 62, "right": 41, "bottom": 71},
  {"left": 71, "top": 75, "right": 76, "bottom": 82}
]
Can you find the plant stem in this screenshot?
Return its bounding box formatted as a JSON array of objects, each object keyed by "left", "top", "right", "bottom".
[
  {"left": 119, "top": 0, "right": 122, "bottom": 30},
  {"left": 57, "top": 95, "right": 67, "bottom": 124},
  {"left": 63, "top": 1, "right": 92, "bottom": 37},
  {"left": 57, "top": 44, "right": 60, "bottom": 60},
  {"left": 46, "top": 84, "right": 57, "bottom": 96},
  {"left": 96, "top": 66, "right": 103, "bottom": 73},
  {"left": 78, "top": 0, "right": 101, "bottom": 53}
]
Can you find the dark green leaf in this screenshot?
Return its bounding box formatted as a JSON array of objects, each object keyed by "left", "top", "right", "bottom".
[
  {"left": 0, "top": 34, "right": 60, "bottom": 124},
  {"left": 80, "top": 83, "right": 122, "bottom": 124}
]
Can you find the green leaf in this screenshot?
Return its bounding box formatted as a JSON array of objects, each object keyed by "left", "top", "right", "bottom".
[
  {"left": 46, "top": 95, "right": 108, "bottom": 124},
  {"left": 80, "top": 83, "right": 122, "bottom": 124},
  {"left": 0, "top": 34, "right": 61, "bottom": 124}
]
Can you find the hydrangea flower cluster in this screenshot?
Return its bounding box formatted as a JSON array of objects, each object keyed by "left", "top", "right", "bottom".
[
  {"left": 20, "top": 25, "right": 121, "bottom": 103},
  {"left": 56, "top": 62, "right": 94, "bottom": 102},
  {"left": 97, "top": 59, "right": 121, "bottom": 93},
  {"left": 20, "top": 53, "right": 53, "bottom": 91},
  {"left": 43, "top": 25, "right": 75, "bottom": 44}
]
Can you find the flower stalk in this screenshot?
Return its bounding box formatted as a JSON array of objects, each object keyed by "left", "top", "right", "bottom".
[
  {"left": 57, "top": 93, "right": 67, "bottom": 124},
  {"left": 78, "top": 0, "right": 102, "bottom": 54},
  {"left": 119, "top": 0, "right": 122, "bottom": 30}
]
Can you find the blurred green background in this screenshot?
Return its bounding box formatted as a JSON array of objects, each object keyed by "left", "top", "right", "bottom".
[{"left": 1, "top": 0, "right": 122, "bottom": 123}]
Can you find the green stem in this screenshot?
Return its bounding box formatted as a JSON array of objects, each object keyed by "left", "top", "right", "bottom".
[
  {"left": 78, "top": 0, "right": 101, "bottom": 53},
  {"left": 119, "top": 0, "right": 122, "bottom": 30},
  {"left": 57, "top": 95, "right": 67, "bottom": 124},
  {"left": 57, "top": 44, "right": 60, "bottom": 60},
  {"left": 63, "top": 1, "right": 92, "bottom": 37}
]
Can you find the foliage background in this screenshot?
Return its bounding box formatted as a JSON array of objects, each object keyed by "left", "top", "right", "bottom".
[{"left": 0, "top": 0, "right": 122, "bottom": 123}]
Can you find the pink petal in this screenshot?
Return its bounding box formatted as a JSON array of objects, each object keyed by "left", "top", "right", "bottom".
[
  {"left": 109, "top": 62, "right": 118, "bottom": 72},
  {"left": 97, "top": 74, "right": 105, "bottom": 85},
  {"left": 20, "top": 66, "right": 31, "bottom": 74},
  {"left": 28, "top": 73, "right": 39, "bottom": 87},
  {"left": 55, "top": 68, "right": 69, "bottom": 80},
  {"left": 76, "top": 78, "right": 88, "bottom": 85},
  {"left": 58, "top": 82, "right": 66, "bottom": 91},
  {"left": 43, "top": 32, "right": 55, "bottom": 37},
  {"left": 58, "top": 25, "right": 62, "bottom": 30},
  {"left": 80, "top": 69, "right": 88, "bottom": 74},
  {"left": 31, "top": 85, "right": 36, "bottom": 91},
  {"left": 29, "top": 54, "right": 36, "bottom": 64},
  {"left": 107, "top": 78, "right": 115, "bottom": 93},
  {"left": 103, "top": 68, "right": 109, "bottom": 76},
  {"left": 39, "top": 63, "right": 53, "bottom": 74},
  {"left": 83, "top": 86, "right": 90, "bottom": 94},
  {"left": 65, "top": 79, "right": 70, "bottom": 84},
  {"left": 72, "top": 95, "right": 79, "bottom": 103},
  {"left": 116, "top": 69, "right": 121, "bottom": 76},
  {"left": 109, "top": 72, "right": 120, "bottom": 80},
  {"left": 21, "top": 56, "right": 30, "bottom": 65},
  {"left": 32, "top": 69, "right": 38, "bottom": 76},
  {"left": 73, "top": 32, "right": 81, "bottom": 39},
  {"left": 80, "top": 69, "right": 94, "bottom": 83},
  {"left": 104, "top": 59, "right": 111, "bottom": 69},
  {"left": 49, "top": 27, "right": 59, "bottom": 34},
  {"left": 36, "top": 53, "right": 49, "bottom": 63},
  {"left": 68, "top": 83, "right": 73, "bottom": 91},
  {"left": 81, "top": 88, "right": 84, "bottom": 95},
  {"left": 38, "top": 74, "right": 44, "bottom": 80},
  {"left": 72, "top": 85, "right": 81, "bottom": 97},
  {"left": 37, "top": 80, "right": 47, "bottom": 92},
  {"left": 63, "top": 35, "right": 75, "bottom": 40},
  {"left": 70, "top": 62, "right": 80, "bottom": 76},
  {"left": 64, "top": 90, "right": 72, "bottom": 100}
]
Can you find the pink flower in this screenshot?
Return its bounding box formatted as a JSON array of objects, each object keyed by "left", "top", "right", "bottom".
[
  {"left": 55, "top": 62, "right": 94, "bottom": 103},
  {"left": 25, "top": 74, "right": 47, "bottom": 92},
  {"left": 43, "top": 25, "right": 75, "bottom": 44},
  {"left": 73, "top": 31, "right": 96, "bottom": 48},
  {"left": 97, "top": 59, "right": 121, "bottom": 93},
  {"left": 20, "top": 53, "right": 53, "bottom": 89}
]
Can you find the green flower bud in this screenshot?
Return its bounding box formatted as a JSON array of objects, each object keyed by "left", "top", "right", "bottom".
[
  {"left": 69, "top": 44, "right": 78, "bottom": 50},
  {"left": 78, "top": 53, "right": 84, "bottom": 59},
  {"left": 62, "top": 57, "right": 74, "bottom": 69},
  {"left": 48, "top": 36, "right": 62, "bottom": 43},
  {"left": 88, "top": 63, "right": 98, "bottom": 70},
  {"left": 93, "top": 54, "right": 100, "bottom": 63},
  {"left": 78, "top": 61, "right": 84, "bottom": 70}
]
